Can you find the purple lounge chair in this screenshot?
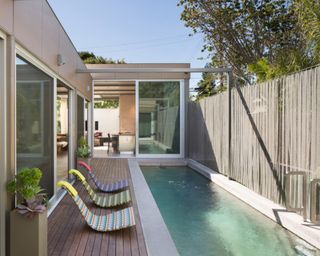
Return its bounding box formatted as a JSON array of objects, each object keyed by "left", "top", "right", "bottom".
[{"left": 78, "top": 161, "right": 129, "bottom": 192}]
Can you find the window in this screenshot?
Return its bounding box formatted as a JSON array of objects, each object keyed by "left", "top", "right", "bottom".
[
  {"left": 138, "top": 81, "right": 181, "bottom": 155},
  {"left": 16, "top": 55, "right": 54, "bottom": 198}
]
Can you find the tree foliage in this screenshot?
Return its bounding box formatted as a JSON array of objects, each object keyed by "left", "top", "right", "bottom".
[
  {"left": 139, "top": 82, "right": 180, "bottom": 107},
  {"left": 79, "top": 51, "right": 126, "bottom": 64},
  {"left": 94, "top": 99, "right": 119, "bottom": 109},
  {"left": 194, "top": 63, "right": 227, "bottom": 100},
  {"left": 295, "top": 0, "right": 320, "bottom": 62},
  {"left": 179, "top": 0, "right": 317, "bottom": 86}
]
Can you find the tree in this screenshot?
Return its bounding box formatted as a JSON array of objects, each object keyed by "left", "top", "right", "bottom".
[
  {"left": 194, "top": 63, "right": 227, "bottom": 100},
  {"left": 295, "top": 0, "right": 320, "bottom": 62},
  {"left": 79, "top": 51, "right": 126, "bottom": 64},
  {"left": 178, "top": 0, "right": 313, "bottom": 83}
]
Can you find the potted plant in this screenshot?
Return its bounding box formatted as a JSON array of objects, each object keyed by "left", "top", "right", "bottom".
[
  {"left": 76, "top": 136, "right": 91, "bottom": 165},
  {"left": 7, "top": 167, "right": 47, "bottom": 256}
]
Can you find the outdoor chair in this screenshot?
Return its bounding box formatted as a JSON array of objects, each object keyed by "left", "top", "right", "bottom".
[
  {"left": 69, "top": 169, "right": 131, "bottom": 207},
  {"left": 57, "top": 180, "right": 136, "bottom": 232},
  {"left": 78, "top": 161, "right": 129, "bottom": 192}
]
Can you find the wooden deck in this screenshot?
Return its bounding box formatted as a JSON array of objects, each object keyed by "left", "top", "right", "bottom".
[{"left": 48, "top": 158, "right": 148, "bottom": 256}]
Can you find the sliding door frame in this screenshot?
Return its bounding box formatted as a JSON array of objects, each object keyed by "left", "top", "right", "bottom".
[
  {"left": 135, "top": 79, "right": 185, "bottom": 158},
  {"left": 53, "top": 78, "right": 57, "bottom": 194},
  {"left": 76, "top": 92, "right": 86, "bottom": 145},
  {"left": 14, "top": 45, "right": 80, "bottom": 212},
  {"left": 0, "top": 30, "right": 7, "bottom": 256}
]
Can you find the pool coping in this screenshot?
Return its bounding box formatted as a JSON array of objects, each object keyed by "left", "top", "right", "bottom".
[
  {"left": 128, "top": 159, "right": 180, "bottom": 256},
  {"left": 187, "top": 158, "right": 320, "bottom": 250}
]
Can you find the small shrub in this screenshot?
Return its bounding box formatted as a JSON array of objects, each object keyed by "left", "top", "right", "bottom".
[
  {"left": 7, "top": 168, "right": 47, "bottom": 217},
  {"left": 76, "top": 136, "right": 90, "bottom": 158}
]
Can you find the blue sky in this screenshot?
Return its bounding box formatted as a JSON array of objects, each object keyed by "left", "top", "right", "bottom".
[{"left": 48, "top": 0, "right": 208, "bottom": 89}]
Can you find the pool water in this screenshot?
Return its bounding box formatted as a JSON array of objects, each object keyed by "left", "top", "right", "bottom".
[{"left": 141, "top": 166, "right": 318, "bottom": 256}]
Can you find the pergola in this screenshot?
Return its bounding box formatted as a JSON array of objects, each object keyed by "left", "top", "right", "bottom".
[{"left": 76, "top": 65, "right": 233, "bottom": 158}]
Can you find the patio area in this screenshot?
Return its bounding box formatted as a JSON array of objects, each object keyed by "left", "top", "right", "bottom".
[{"left": 48, "top": 158, "right": 147, "bottom": 256}]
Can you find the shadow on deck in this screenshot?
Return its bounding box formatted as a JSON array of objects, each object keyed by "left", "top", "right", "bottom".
[{"left": 48, "top": 158, "right": 147, "bottom": 256}]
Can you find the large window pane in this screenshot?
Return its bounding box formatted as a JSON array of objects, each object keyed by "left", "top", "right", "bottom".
[
  {"left": 16, "top": 56, "right": 54, "bottom": 198},
  {"left": 138, "top": 81, "right": 180, "bottom": 154}
]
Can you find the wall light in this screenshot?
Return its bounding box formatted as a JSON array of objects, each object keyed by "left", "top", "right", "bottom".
[{"left": 57, "top": 54, "right": 65, "bottom": 66}]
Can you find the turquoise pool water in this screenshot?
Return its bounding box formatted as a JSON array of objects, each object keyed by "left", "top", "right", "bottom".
[{"left": 141, "top": 166, "right": 318, "bottom": 256}]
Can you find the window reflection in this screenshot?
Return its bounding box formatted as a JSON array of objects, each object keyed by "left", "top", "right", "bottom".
[
  {"left": 16, "top": 56, "right": 54, "bottom": 198},
  {"left": 138, "top": 81, "right": 180, "bottom": 154}
]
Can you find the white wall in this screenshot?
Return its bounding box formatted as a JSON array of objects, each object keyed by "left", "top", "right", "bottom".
[
  {"left": 94, "top": 108, "right": 119, "bottom": 136},
  {"left": 59, "top": 98, "right": 68, "bottom": 134}
]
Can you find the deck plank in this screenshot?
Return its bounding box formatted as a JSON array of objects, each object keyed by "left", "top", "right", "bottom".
[{"left": 48, "top": 158, "right": 147, "bottom": 256}]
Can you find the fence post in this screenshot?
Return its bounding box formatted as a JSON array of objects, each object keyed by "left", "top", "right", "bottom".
[{"left": 227, "top": 70, "right": 233, "bottom": 178}]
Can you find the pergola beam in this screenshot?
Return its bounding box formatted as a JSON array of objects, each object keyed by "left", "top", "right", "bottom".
[
  {"left": 77, "top": 67, "right": 232, "bottom": 74},
  {"left": 94, "top": 91, "right": 134, "bottom": 95}
]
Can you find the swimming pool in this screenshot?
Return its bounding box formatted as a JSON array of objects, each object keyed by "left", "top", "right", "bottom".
[{"left": 141, "top": 166, "right": 318, "bottom": 256}]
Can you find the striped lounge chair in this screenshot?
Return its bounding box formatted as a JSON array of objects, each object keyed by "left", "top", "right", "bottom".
[
  {"left": 69, "top": 169, "right": 131, "bottom": 207},
  {"left": 57, "top": 181, "right": 136, "bottom": 232},
  {"left": 78, "top": 161, "right": 129, "bottom": 192}
]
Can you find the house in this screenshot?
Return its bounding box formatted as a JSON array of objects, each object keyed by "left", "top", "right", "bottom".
[{"left": 2, "top": 1, "right": 315, "bottom": 256}]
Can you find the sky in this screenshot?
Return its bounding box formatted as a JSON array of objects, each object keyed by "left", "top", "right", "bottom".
[{"left": 47, "top": 0, "right": 208, "bottom": 90}]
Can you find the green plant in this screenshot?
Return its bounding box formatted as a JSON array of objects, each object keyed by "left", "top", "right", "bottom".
[
  {"left": 78, "top": 51, "right": 126, "bottom": 64},
  {"left": 94, "top": 99, "right": 119, "bottom": 109},
  {"left": 7, "top": 168, "right": 47, "bottom": 217},
  {"left": 76, "top": 136, "right": 90, "bottom": 158},
  {"left": 78, "top": 136, "right": 87, "bottom": 148}
]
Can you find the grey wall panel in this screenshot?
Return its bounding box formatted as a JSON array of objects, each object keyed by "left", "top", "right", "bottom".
[
  {"left": 58, "top": 26, "right": 77, "bottom": 85},
  {"left": 14, "top": 0, "right": 43, "bottom": 57},
  {"left": 41, "top": 2, "right": 60, "bottom": 74},
  {"left": 0, "top": 0, "right": 13, "bottom": 33}
]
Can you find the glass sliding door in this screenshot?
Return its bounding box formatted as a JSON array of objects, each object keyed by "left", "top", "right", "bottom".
[
  {"left": 85, "top": 100, "right": 89, "bottom": 142},
  {"left": 77, "top": 95, "right": 85, "bottom": 145},
  {"left": 16, "top": 56, "right": 54, "bottom": 198},
  {"left": 138, "top": 81, "right": 182, "bottom": 155},
  {"left": 56, "top": 81, "right": 70, "bottom": 182},
  {"left": 85, "top": 100, "right": 92, "bottom": 150}
]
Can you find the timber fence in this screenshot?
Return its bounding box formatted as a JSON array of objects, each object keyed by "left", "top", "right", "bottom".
[{"left": 188, "top": 66, "right": 320, "bottom": 221}]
